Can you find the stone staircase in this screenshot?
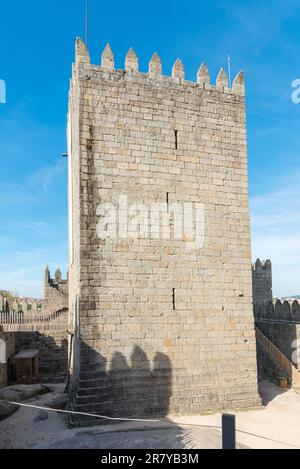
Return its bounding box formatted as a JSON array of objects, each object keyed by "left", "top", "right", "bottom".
[{"left": 69, "top": 346, "right": 174, "bottom": 427}]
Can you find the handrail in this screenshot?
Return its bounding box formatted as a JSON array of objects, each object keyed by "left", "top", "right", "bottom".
[
  {"left": 0, "top": 307, "right": 68, "bottom": 325},
  {"left": 256, "top": 326, "right": 300, "bottom": 387}
]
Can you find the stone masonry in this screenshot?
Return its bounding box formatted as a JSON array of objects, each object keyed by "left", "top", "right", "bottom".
[
  {"left": 67, "top": 38, "right": 261, "bottom": 422},
  {"left": 0, "top": 327, "right": 15, "bottom": 387},
  {"left": 253, "top": 259, "right": 300, "bottom": 371},
  {"left": 43, "top": 266, "right": 68, "bottom": 316},
  {"left": 0, "top": 268, "right": 69, "bottom": 379},
  {"left": 252, "top": 258, "right": 272, "bottom": 316}
]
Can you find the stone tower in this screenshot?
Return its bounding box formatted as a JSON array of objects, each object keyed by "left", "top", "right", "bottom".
[
  {"left": 43, "top": 265, "right": 68, "bottom": 316},
  {"left": 67, "top": 38, "right": 260, "bottom": 423},
  {"left": 252, "top": 259, "right": 273, "bottom": 315}
]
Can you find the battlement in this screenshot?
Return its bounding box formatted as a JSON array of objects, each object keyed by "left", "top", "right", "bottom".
[
  {"left": 44, "top": 265, "right": 68, "bottom": 295},
  {"left": 255, "top": 299, "right": 300, "bottom": 322},
  {"left": 74, "top": 37, "right": 245, "bottom": 97},
  {"left": 0, "top": 294, "right": 44, "bottom": 315},
  {"left": 252, "top": 259, "right": 272, "bottom": 272}
]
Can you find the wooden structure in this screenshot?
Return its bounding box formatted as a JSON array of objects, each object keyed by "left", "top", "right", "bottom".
[{"left": 15, "top": 349, "right": 39, "bottom": 385}]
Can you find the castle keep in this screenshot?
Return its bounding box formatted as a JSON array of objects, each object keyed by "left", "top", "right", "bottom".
[{"left": 68, "top": 38, "right": 261, "bottom": 421}]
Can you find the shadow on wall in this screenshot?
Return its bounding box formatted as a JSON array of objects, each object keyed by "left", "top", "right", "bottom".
[{"left": 73, "top": 343, "right": 173, "bottom": 423}]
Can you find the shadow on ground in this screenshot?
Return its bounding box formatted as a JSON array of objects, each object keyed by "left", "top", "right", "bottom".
[{"left": 258, "top": 378, "right": 289, "bottom": 406}]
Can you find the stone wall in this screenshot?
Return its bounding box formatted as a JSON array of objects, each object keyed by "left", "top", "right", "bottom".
[
  {"left": 14, "top": 324, "right": 68, "bottom": 375},
  {"left": 253, "top": 259, "right": 300, "bottom": 369},
  {"left": 256, "top": 319, "right": 300, "bottom": 368},
  {"left": 255, "top": 298, "right": 300, "bottom": 322},
  {"left": 256, "top": 341, "right": 288, "bottom": 384},
  {"left": 0, "top": 327, "right": 15, "bottom": 387},
  {"left": 68, "top": 38, "right": 260, "bottom": 421}
]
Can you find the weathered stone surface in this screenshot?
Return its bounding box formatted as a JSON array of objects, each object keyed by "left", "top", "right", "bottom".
[
  {"left": 149, "top": 53, "right": 162, "bottom": 77},
  {"left": 197, "top": 62, "right": 210, "bottom": 87},
  {"left": 0, "top": 401, "right": 19, "bottom": 421},
  {"left": 101, "top": 43, "right": 114, "bottom": 70},
  {"left": 216, "top": 67, "right": 229, "bottom": 90},
  {"left": 125, "top": 48, "right": 138, "bottom": 72},
  {"left": 44, "top": 394, "right": 67, "bottom": 410},
  {"left": 0, "top": 327, "right": 15, "bottom": 388},
  {"left": 0, "top": 384, "right": 50, "bottom": 402},
  {"left": 172, "top": 58, "right": 184, "bottom": 80},
  {"left": 33, "top": 410, "right": 48, "bottom": 422},
  {"left": 233, "top": 71, "right": 245, "bottom": 95}
]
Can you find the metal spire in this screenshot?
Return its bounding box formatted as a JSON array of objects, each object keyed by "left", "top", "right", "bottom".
[
  {"left": 85, "top": 0, "right": 89, "bottom": 48},
  {"left": 227, "top": 55, "right": 232, "bottom": 88}
]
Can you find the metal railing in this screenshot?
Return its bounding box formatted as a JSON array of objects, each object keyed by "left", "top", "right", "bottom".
[
  {"left": 0, "top": 307, "right": 68, "bottom": 325},
  {"left": 256, "top": 325, "right": 300, "bottom": 387}
]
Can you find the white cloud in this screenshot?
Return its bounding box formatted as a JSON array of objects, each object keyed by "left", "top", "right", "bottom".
[{"left": 29, "top": 159, "right": 66, "bottom": 192}]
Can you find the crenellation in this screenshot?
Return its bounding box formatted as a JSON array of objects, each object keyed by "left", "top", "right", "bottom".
[
  {"left": 125, "top": 47, "right": 139, "bottom": 72},
  {"left": 101, "top": 43, "right": 115, "bottom": 70},
  {"left": 255, "top": 298, "right": 300, "bottom": 323},
  {"left": 232, "top": 70, "right": 245, "bottom": 96},
  {"left": 75, "top": 37, "right": 90, "bottom": 64},
  {"left": 55, "top": 268, "right": 62, "bottom": 282},
  {"left": 81, "top": 40, "right": 246, "bottom": 97},
  {"left": 172, "top": 58, "right": 184, "bottom": 81},
  {"left": 197, "top": 62, "right": 210, "bottom": 88},
  {"left": 216, "top": 68, "right": 229, "bottom": 91},
  {"left": 148, "top": 52, "right": 162, "bottom": 77}
]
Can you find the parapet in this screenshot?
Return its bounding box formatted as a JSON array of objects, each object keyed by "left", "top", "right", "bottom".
[
  {"left": 74, "top": 37, "right": 245, "bottom": 96},
  {"left": 44, "top": 265, "right": 68, "bottom": 297},
  {"left": 252, "top": 258, "right": 272, "bottom": 271},
  {"left": 255, "top": 298, "right": 300, "bottom": 323}
]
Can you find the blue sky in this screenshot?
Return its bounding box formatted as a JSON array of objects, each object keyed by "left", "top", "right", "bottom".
[{"left": 0, "top": 0, "right": 300, "bottom": 298}]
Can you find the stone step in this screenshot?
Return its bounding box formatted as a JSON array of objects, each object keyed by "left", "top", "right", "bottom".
[{"left": 72, "top": 398, "right": 164, "bottom": 418}]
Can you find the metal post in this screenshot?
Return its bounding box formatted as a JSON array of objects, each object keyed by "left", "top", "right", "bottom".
[
  {"left": 227, "top": 55, "right": 232, "bottom": 89},
  {"left": 222, "top": 413, "right": 236, "bottom": 449},
  {"left": 85, "top": 0, "right": 89, "bottom": 48}
]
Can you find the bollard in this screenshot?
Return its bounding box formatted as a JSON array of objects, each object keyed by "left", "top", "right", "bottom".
[{"left": 222, "top": 413, "right": 236, "bottom": 449}]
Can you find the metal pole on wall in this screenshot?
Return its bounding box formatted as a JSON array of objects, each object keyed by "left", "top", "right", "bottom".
[
  {"left": 227, "top": 55, "right": 232, "bottom": 88},
  {"left": 222, "top": 413, "right": 236, "bottom": 449},
  {"left": 85, "top": 0, "right": 89, "bottom": 48}
]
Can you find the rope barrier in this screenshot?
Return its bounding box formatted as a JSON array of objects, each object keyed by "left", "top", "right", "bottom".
[{"left": 0, "top": 398, "right": 299, "bottom": 448}]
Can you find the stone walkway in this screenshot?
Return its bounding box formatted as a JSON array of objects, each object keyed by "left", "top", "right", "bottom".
[{"left": 1, "top": 380, "right": 300, "bottom": 449}]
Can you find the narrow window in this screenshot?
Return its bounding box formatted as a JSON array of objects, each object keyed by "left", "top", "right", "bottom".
[
  {"left": 166, "top": 192, "right": 169, "bottom": 212},
  {"left": 172, "top": 288, "right": 176, "bottom": 310},
  {"left": 174, "top": 130, "right": 178, "bottom": 150}
]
